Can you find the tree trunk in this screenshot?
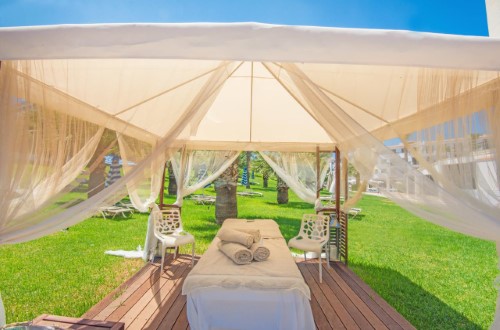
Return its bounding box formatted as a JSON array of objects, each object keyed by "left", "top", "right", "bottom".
[
  {"left": 88, "top": 162, "right": 106, "bottom": 198},
  {"left": 277, "top": 177, "right": 289, "bottom": 204},
  {"left": 263, "top": 172, "right": 269, "bottom": 188},
  {"left": 87, "top": 132, "right": 112, "bottom": 198},
  {"left": 167, "top": 161, "right": 177, "bottom": 195},
  {"left": 354, "top": 172, "right": 360, "bottom": 191},
  {"left": 246, "top": 151, "right": 251, "bottom": 189},
  {"left": 215, "top": 158, "right": 239, "bottom": 225}
]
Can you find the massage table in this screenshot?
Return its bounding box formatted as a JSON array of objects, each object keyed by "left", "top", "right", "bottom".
[{"left": 182, "top": 219, "right": 315, "bottom": 330}]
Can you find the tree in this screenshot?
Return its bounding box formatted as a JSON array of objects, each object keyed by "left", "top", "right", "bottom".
[
  {"left": 252, "top": 154, "right": 274, "bottom": 188},
  {"left": 88, "top": 129, "right": 116, "bottom": 198},
  {"left": 348, "top": 163, "right": 360, "bottom": 191},
  {"left": 214, "top": 157, "right": 239, "bottom": 224},
  {"left": 277, "top": 176, "right": 289, "bottom": 204},
  {"left": 262, "top": 170, "right": 271, "bottom": 188},
  {"left": 245, "top": 151, "right": 251, "bottom": 189},
  {"left": 167, "top": 161, "right": 177, "bottom": 195}
]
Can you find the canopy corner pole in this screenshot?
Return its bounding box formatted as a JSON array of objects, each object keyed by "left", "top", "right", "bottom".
[
  {"left": 316, "top": 146, "right": 320, "bottom": 199},
  {"left": 249, "top": 61, "right": 254, "bottom": 142},
  {"left": 335, "top": 147, "right": 341, "bottom": 220},
  {"left": 343, "top": 156, "right": 348, "bottom": 202},
  {"left": 159, "top": 162, "right": 166, "bottom": 209}
]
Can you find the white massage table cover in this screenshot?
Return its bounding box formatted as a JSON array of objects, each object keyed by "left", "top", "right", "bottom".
[{"left": 182, "top": 219, "right": 310, "bottom": 299}]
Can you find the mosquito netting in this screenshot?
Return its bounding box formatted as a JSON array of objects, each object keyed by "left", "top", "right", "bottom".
[
  {"left": 170, "top": 148, "right": 241, "bottom": 206},
  {"left": 259, "top": 151, "right": 330, "bottom": 204},
  {"left": 0, "top": 23, "right": 499, "bottom": 326}
]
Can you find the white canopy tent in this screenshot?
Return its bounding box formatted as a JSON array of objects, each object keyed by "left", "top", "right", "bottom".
[{"left": 0, "top": 23, "right": 499, "bottom": 327}]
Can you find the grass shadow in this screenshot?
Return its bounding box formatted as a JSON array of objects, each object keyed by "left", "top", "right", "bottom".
[
  {"left": 349, "top": 214, "right": 366, "bottom": 221},
  {"left": 264, "top": 201, "right": 313, "bottom": 209},
  {"left": 106, "top": 215, "right": 136, "bottom": 222},
  {"left": 348, "top": 262, "right": 484, "bottom": 330},
  {"left": 273, "top": 216, "right": 302, "bottom": 241}
]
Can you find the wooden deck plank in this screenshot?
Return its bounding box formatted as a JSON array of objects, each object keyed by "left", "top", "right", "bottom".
[
  {"left": 335, "top": 263, "right": 416, "bottom": 330},
  {"left": 126, "top": 259, "right": 191, "bottom": 329},
  {"left": 305, "top": 263, "right": 372, "bottom": 330},
  {"left": 141, "top": 257, "right": 192, "bottom": 330},
  {"left": 157, "top": 291, "right": 187, "bottom": 329},
  {"left": 316, "top": 264, "right": 387, "bottom": 329},
  {"left": 172, "top": 302, "right": 189, "bottom": 330},
  {"left": 310, "top": 265, "right": 376, "bottom": 329},
  {"left": 83, "top": 259, "right": 160, "bottom": 319},
  {"left": 298, "top": 263, "right": 346, "bottom": 329},
  {"left": 327, "top": 263, "right": 390, "bottom": 329},
  {"left": 87, "top": 256, "right": 414, "bottom": 330},
  {"left": 331, "top": 263, "right": 405, "bottom": 330},
  {"left": 93, "top": 263, "right": 161, "bottom": 321},
  {"left": 120, "top": 259, "right": 189, "bottom": 328},
  {"left": 103, "top": 262, "right": 165, "bottom": 322},
  {"left": 308, "top": 290, "right": 335, "bottom": 330}
]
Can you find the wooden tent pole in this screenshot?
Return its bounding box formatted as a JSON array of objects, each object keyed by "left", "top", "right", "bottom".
[
  {"left": 316, "top": 146, "right": 320, "bottom": 199},
  {"left": 335, "top": 147, "right": 341, "bottom": 221},
  {"left": 159, "top": 162, "right": 166, "bottom": 209},
  {"left": 343, "top": 157, "right": 348, "bottom": 202}
]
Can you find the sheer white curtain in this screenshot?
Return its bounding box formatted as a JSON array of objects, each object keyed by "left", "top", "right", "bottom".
[
  {"left": 0, "top": 63, "right": 104, "bottom": 243},
  {"left": 264, "top": 62, "right": 500, "bottom": 325},
  {"left": 264, "top": 62, "right": 500, "bottom": 238},
  {"left": 143, "top": 203, "right": 161, "bottom": 261},
  {"left": 135, "top": 62, "right": 240, "bottom": 260},
  {"left": 170, "top": 148, "right": 241, "bottom": 206},
  {"left": 117, "top": 133, "right": 167, "bottom": 212},
  {"left": 0, "top": 60, "right": 238, "bottom": 244},
  {"left": 259, "top": 151, "right": 330, "bottom": 204}
]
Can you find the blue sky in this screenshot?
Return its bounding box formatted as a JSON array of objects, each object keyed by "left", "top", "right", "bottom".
[{"left": 0, "top": 0, "right": 489, "bottom": 36}]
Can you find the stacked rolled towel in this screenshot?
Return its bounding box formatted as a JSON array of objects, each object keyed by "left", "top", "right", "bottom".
[
  {"left": 234, "top": 228, "right": 261, "bottom": 243},
  {"left": 217, "top": 241, "right": 254, "bottom": 265},
  {"left": 217, "top": 227, "right": 271, "bottom": 264},
  {"left": 250, "top": 242, "right": 270, "bottom": 261},
  {"left": 217, "top": 228, "right": 254, "bottom": 248}
]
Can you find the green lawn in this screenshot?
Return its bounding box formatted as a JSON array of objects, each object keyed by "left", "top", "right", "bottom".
[{"left": 0, "top": 179, "right": 497, "bottom": 329}]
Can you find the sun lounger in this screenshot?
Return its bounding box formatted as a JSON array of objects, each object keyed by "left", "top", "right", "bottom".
[
  {"left": 348, "top": 207, "right": 362, "bottom": 219},
  {"left": 190, "top": 195, "right": 216, "bottom": 206},
  {"left": 99, "top": 205, "right": 134, "bottom": 219}
]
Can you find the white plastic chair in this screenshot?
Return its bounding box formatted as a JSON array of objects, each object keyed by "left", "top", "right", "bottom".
[
  {"left": 288, "top": 214, "right": 330, "bottom": 283},
  {"left": 153, "top": 208, "right": 195, "bottom": 270}
]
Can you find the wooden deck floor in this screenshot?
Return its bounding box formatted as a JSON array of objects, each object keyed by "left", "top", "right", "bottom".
[{"left": 84, "top": 254, "right": 415, "bottom": 330}]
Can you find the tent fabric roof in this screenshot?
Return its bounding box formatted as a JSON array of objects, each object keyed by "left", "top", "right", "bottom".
[
  {"left": 2, "top": 23, "right": 500, "bottom": 151},
  {"left": 1, "top": 23, "right": 500, "bottom": 70}
]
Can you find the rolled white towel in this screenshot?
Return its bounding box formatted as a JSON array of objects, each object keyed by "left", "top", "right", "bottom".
[
  {"left": 217, "top": 228, "right": 254, "bottom": 248},
  {"left": 218, "top": 241, "right": 253, "bottom": 265},
  {"left": 235, "top": 228, "right": 261, "bottom": 243},
  {"left": 250, "top": 242, "right": 270, "bottom": 262}
]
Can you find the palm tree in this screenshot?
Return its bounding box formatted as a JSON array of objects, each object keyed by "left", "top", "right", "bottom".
[
  {"left": 348, "top": 163, "right": 360, "bottom": 191},
  {"left": 245, "top": 151, "right": 251, "bottom": 189},
  {"left": 277, "top": 176, "right": 289, "bottom": 204},
  {"left": 167, "top": 161, "right": 177, "bottom": 195},
  {"left": 215, "top": 157, "right": 239, "bottom": 224},
  {"left": 262, "top": 170, "right": 271, "bottom": 188},
  {"left": 88, "top": 129, "right": 116, "bottom": 198},
  {"left": 252, "top": 154, "right": 274, "bottom": 188}
]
